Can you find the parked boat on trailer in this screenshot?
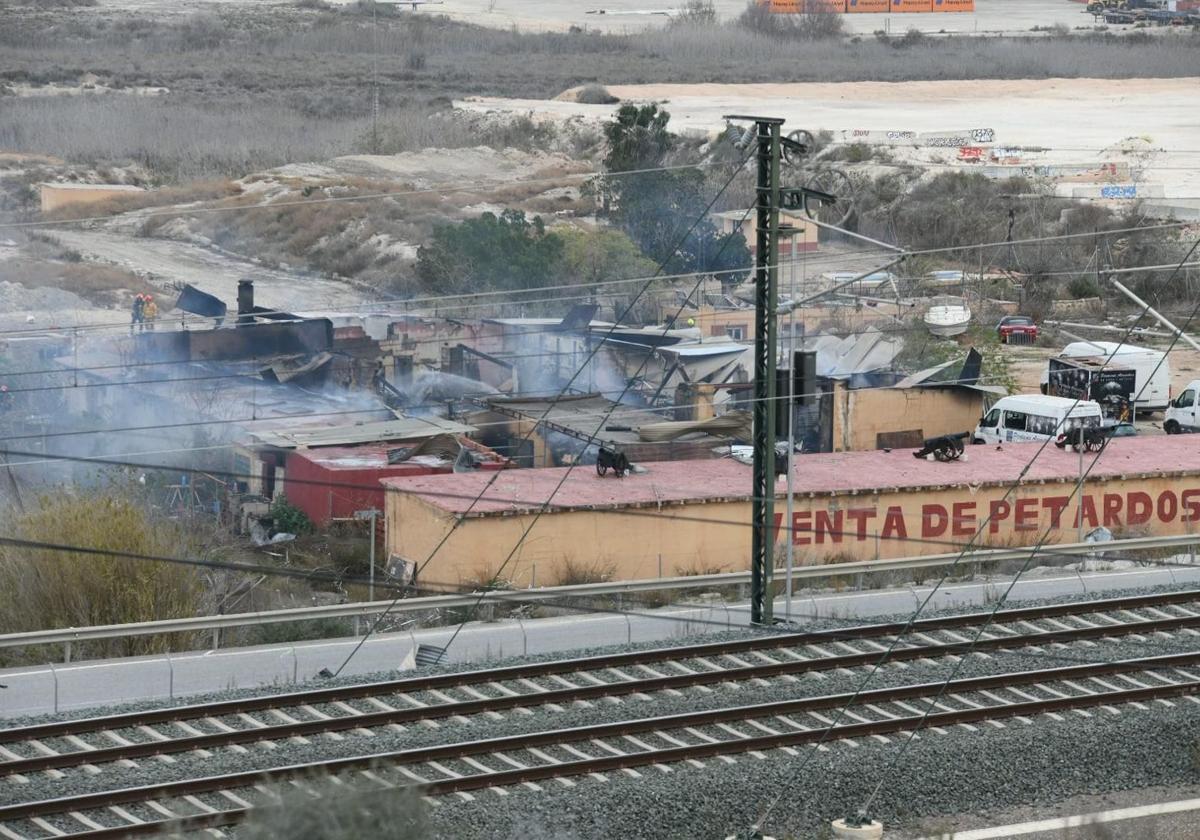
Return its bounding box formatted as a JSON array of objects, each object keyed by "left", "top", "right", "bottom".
[{"left": 924, "top": 295, "right": 972, "bottom": 338}]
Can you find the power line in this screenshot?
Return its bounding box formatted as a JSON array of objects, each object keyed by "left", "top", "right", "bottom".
[
  {"left": 0, "top": 244, "right": 896, "bottom": 339},
  {"left": 329, "top": 151, "right": 764, "bottom": 676},
  {"left": 2, "top": 245, "right": 1193, "bottom": 386},
  {"left": 0, "top": 160, "right": 732, "bottom": 231},
  {"left": 3, "top": 531, "right": 1174, "bottom": 668},
  {"left": 749, "top": 231, "right": 1200, "bottom": 835},
  {"left": 849, "top": 232, "right": 1200, "bottom": 823},
  {"left": 0, "top": 440, "right": 1085, "bottom": 558},
  {"left": 0, "top": 210, "right": 1187, "bottom": 341}
]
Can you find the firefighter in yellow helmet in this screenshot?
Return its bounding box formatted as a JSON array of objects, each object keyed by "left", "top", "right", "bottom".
[{"left": 142, "top": 294, "right": 158, "bottom": 331}]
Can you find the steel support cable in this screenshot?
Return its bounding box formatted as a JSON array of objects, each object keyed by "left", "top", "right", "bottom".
[
  {"left": 327, "top": 147, "right": 762, "bottom": 676},
  {"left": 851, "top": 233, "right": 1200, "bottom": 822},
  {"left": 0, "top": 301, "right": 984, "bottom": 385},
  {"left": 0, "top": 238, "right": 899, "bottom": 342},
  {"left": 0, "top": 218, "right": 1185, "bottom": 340},
  {"left": 2, "top": 274, "right": 1192, "bottom": 395},
  {"left": 0, "top": 444, "right": 1167, "bottom": 559},
  {"left": 0, "top": 241, "right": 895, "bottom": 351},
  {"left": 0, "top": 535, "right": 770, "bottom": 637},
  {"left": 0, "top": 364, "right": 1020, "bottom": 451},
  {"left": 747, "top": 234, "right": 1200, "bottom": 835},
  {"left": 1, "top": 529, "right": 1196, "bottom": 674},
  {"left": 0, "top": 160, "right": 731, "bottom": 231}
]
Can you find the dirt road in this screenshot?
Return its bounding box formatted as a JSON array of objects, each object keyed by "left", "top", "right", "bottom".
[{"left": 48, "top": 229, "right": 370, "bottom": 313}]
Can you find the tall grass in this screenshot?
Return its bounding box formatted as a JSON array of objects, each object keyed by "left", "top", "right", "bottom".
[
  {"left": 0, "top": 494, "right": 211, "bottom": 662},
  {"left": 3, "top": 9, "right": 1197, "bottom": 177},
  {"left": 0, "top": 98, "right": 364, "bottom": 180},
  {"left": 0, "top": 97, "right": 543, "bottom": 180}
]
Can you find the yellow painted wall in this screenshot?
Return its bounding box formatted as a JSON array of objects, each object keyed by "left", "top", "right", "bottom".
[
  {"left": 386, "top": 472, "right": 1200, "bottom": 585},
  {"left": 830, "top": 383, "right": 987, "bottom": 451},
  {"left": 691, "top": 306, "right": 756, "bottom": 341}
]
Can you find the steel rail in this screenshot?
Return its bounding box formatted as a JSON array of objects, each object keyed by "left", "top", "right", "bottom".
[
  {"left": 5, "top": 596, "right": 1200, "bottom": 776},
  {"left": 9, "top": 652, "right": 1200, "bottom": 838},
  {"left": 4, "top": 586, "right": 1198, "bottom": 749}
]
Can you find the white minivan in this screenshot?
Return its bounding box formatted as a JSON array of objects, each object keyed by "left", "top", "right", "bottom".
[
  {"left": 974, "top": 394, "right": 1103, "bottom": 445},
  {"left": 1040, "top": 341, "right": 1170, "bottom": 412},
  {"left": 1165, "top": 379, "right": 1200, "bottom": 434}
]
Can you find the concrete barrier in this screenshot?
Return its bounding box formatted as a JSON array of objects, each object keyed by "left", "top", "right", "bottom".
[
  {"left": 838, "top": 128, "right": 994, "bottom": 147},
  {"left": 1068, "top": 183, "right": 1164, "bottom": 200}
]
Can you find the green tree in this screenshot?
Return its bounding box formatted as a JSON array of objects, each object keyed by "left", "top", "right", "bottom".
[
  {"left": 593, "top": 104, "right": 750, "bottom": 281},
  {"left": 415, "top": 209, "right": 566, "bottom": 295},
  {"left": 558, "top": 227, "right": 658, "bottom": 289}
]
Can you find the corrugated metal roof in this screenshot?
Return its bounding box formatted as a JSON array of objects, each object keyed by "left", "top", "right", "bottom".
[
  {"left": 250, "top": 416, "right": 475, "bottom": 449},
  {"left": 485, "top": 393, "right": 731, "bottom": 446},
  {"left": 290, "top": 438, "right": 504, "bottom": 470},
  {"left": 383, "top": 436, "right": 1200, "bottom": 517}
]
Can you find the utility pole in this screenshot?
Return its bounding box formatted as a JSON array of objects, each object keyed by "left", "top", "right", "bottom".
[{"left": 729, "top": 115, "right": 784, "bottom": 627}]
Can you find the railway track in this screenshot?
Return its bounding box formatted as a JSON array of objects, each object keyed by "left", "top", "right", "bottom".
[
  {"left": 3, "top": 650, "right": 1200, "bottom": 839},
  {"left": 3, "top": 588, "right": 1200, "bottom": 780}
]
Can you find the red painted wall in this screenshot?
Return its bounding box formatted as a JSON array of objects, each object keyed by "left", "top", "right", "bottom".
[{"left": 284, "top": 448, "right": 505, "bottom": 526}]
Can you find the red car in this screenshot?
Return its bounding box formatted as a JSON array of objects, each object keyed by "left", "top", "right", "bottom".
[{"left": 997, "top": 315, "right": 1038, "bottom": 344}]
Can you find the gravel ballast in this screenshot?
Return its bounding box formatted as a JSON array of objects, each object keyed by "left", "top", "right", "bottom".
[{"left": 5, "top": 583, "right": 1200, "bottom": 837}]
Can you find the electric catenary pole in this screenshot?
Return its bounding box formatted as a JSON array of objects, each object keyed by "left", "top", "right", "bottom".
[
  {"left": 727, "top": 115, "right": 839, "bottom": 627},
  {"left": 729, "top": 115, "right": 783, "bottom": 626}
]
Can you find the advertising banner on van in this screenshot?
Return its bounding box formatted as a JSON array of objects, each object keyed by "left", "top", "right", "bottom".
[
  {"left": 761, "top": 0, "right": 846, "bottom": 11},
  {"left": 847, "top": 0, "right": 889, "bottom": 11},
  {"left": 1048, "top": 358, "right": 1136, "bottom": 420}
]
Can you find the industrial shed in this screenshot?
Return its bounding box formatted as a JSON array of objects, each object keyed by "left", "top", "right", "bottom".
[
  {"left": 283, "top": 438, "right": 507, "bottom": 527},
  {"left": 383, "top": 437, "right": 1200, "bottom": 588}
]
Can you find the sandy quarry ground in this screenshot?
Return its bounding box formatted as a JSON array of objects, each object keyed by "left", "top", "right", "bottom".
[{"left": 459, "top": 77, "right": 1200, "bottom": 207}]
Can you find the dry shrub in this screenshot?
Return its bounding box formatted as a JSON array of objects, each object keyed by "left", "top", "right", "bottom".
[
  {"left": 0, "top": 494, "right": 211, "bottom": 659},
  {"left": 575, "top": 83, "right": 618, "bottom": 105},
  {"left": 676, "top": 560, "right": 730, "bottom": 576},
  {"left": 553, "top": 556, "right": 617, "bottom": 586},
  {"left": 3, "top": 258, "right": 158, "bottom": 306},
  {"left": 671, "top": 0, "right": 718, "bottom": 27},
  {"left": 737, "top": 4, "right": 845, "bottom": 40}
]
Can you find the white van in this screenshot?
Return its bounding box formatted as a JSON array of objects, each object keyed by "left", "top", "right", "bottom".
[
  {"left": 1165, "top": 379, "right": 1200, "bottom": 434},
  {"left": 973, "top": 394, "right": 1103, "bottom": 445},
  {"left": 1040, "top": 341, "right": 1170, "bottom": 412}
]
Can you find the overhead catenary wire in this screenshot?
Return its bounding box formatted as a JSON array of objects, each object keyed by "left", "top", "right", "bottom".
[
  {"left": 748, "top": 232, "right": 1200, "bottom": 835},
  {"left": 0, "top": 365, "right": 1025, "bottom": 448},
  {"left": 0, "top": 215, "right": 1187, "bottom": 344},
  {"left": 326, "top": 147, "right": 765, "bottom": 676},
  {"left": 1, "top": 243, "right": 1194, "bottom": 387},
  {"left": 0, "top": 159, "right": 735, "bottom": 231},
  {"left": 0, "top": 244, "right": 898, "bottom": 340},
  {"left": 0, "top": 439, "right": 1106, "bottom": 559},
  {"left": 849, "top": 232, "right": 1200, "bottom": 822},
  {"left": 3, "top": 531, "right": 1182, "bottom": 672}
]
